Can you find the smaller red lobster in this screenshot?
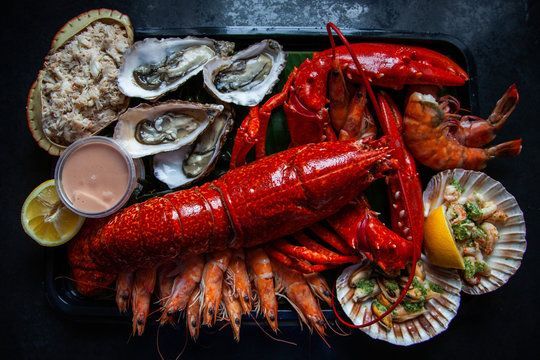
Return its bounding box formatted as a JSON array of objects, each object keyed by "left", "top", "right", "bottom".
[{"left": 229, "top": 23, "right": 467, "bottom": 327}]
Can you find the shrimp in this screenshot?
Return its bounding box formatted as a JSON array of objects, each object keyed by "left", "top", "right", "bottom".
[
  {"left": 186, "top": 285, "right": 201, "bottom": 341},
  {"left": 226, "top": 250, "right": 252, "bottom": 314},
  {"left": 160, "top": 255, "right": 204, "bottom": 324},
  {"left": 304, "top": 273, "right": 332, "bottom": 306},
  {"left": 131, "top": 267, "right": 157, "bottom": 336},
  {"left": 201, "top": 250, "right": 232, "bottom": 326},
  {"left": 221, "top": 283, "right": 243, "bottom": 342},
  {"left": 272, "top": 261, "right": 326, "bottom": 338},
  {"left": 157, "top": 263, "right": 178, "bottom": 306},
  {"left": 246, "top": 248, "right": 279, "bottom": 332},
  {"left": 115, "top": 271, "right": 134, "bottom": 313},
  {"left": 403, "top": 91, "right": 522, "bottom": 170}
]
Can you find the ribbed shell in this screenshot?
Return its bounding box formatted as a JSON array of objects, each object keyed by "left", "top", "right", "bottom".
[
  {"left": 336, "top": 258, "right": 461, "bottom": 346},
  {"left": 423, "top": 169, "right": 526, "bottom": 295}
]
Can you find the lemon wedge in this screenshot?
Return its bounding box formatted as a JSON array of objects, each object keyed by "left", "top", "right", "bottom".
[
  {"left": 424, "top": 205, "right": 465, "bottom": 269},
  {"left": 21, "top": 179, "right": 85, "bottom": 246}
]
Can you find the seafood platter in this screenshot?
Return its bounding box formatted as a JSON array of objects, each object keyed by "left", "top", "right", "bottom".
[{"left": 22, "top": 9, "right": 526, "bottom": 346}]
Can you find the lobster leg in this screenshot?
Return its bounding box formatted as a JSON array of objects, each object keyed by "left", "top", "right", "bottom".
[
  {"left": 266, "top": 247, "right": 333, "bottom": 274},
  {"left": 308, "top": 223, "right": 353, "bottom": 256},
  {"left": 230, "top": 69, "right": 297, "bottom": 168},
  {"left": 272, "top": 239, "right": 358, "bottom": 266}
]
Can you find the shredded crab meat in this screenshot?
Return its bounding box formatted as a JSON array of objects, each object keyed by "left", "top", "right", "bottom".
[{"left": 41, "top": 22, "right": 130, "bottom": 145}]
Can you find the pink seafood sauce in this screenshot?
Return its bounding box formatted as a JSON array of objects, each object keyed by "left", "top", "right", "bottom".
[{"left": 61, "top": 142, "right": 131, "bottom": 213}]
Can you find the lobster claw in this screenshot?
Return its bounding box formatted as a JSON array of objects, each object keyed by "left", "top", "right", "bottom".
[
  {"left": 327, "top": 200, "right": 413, "bottom": 273},
  {"left": 356, "top": 209, "right": 413, "bottom": 273}
]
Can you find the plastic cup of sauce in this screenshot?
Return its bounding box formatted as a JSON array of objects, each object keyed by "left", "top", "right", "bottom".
[{"left": 55, "top": 136, "right": 136, "bottom": 218}]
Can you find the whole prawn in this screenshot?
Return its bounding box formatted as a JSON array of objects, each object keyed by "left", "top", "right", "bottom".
[{"left": 404, "top": 88, "right": 522, "bottom": 170}]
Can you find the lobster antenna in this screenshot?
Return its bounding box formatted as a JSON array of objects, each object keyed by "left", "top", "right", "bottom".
[
  {"left": 326, "top": 22, "right": 419, "bottom": 329},
  {"left": 325, "top": 22, "right": 384, "bottom": 126}
]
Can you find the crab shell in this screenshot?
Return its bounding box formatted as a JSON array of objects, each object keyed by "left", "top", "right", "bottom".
[
  {"left": 336, "top": 258, "right": 462, "bottom": 346},
  {"left": 26, "top": 9, "right": 134, "bottom": 156},
  {"left": 203, "top": 39, "right": 286, "bottom": 106},
  {"left": 118, "top": 37, "right": 235, "bottom": 100},
  {"left": 423, "top": 169, "right": 526, "bottom": 295}
]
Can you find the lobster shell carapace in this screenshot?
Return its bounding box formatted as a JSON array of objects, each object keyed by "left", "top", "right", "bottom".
[{"left": 69, "top": 139, "right": 393, "bottom": 295}]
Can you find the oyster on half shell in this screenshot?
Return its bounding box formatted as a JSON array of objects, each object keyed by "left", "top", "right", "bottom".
[
  {"left": 154, "top": 107, "right": 233, "bottom": 189},
  {"left": 203, "top": 39, "right": 286, "bottom": 106},
  {"left": 113, "top": 101, "right": 223, "bottom": 158},
  {"left": 118, "top": 37, "right": 235, "bottom": 100}
]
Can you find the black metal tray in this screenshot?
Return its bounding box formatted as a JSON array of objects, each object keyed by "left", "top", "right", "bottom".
[{"left": 45, "top": 26, "right": 478, "bottom": 325}]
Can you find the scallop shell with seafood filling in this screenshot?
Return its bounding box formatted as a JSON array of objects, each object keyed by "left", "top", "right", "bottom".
[
  {"left": 336, "top": 258, "right": 461, "bottom": 346},
  {"left": 423, "top": 169, "right": 526, "bottom": 295}
]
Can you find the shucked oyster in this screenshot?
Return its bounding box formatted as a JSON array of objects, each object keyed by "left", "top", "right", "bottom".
[
  {"left": 118, "top": 37, "right": 234, "bottom": 100},
  {"left": 113, "top": 101, "right": 223, "bottom": 158},
  {"left": 154, "top": 107, "right": 233, "bottom": 189},
  {"left": 203, "top": 39, "right": 286, "bottom": 106}
]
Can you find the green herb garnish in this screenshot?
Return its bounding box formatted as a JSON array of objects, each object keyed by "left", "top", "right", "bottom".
[
  {"left": 355, "top": 279, "right": 375, "bottom": 295},
  {"left": 465, "top": 201, "right": 482, "bottom": 221},
  {"left": 471, "top": 225, "right": 487, "bottom": 241},
  {"left": 428, "top": 281, "right": 444, "bottom": 293},
  {"left": 373, "top": 300, "right": 387, "bottom": 312},
  {"left": 402, "top": 300, "right": 425, "bottom": 313},
  {"left": 450, "top": 178, "right": 464, "bottom": 193},
  {"left": 464, "top": 258, "right": 476, "bottom": 279},
  {"left": 475, "top": 261, "right": 488, "bottom": 273},
  {"left": 385, "top": 279, "right": 399, "bottom": 292},
  {"left": 452, "top": 220, "right": 474, "bottom": 242},
  {"left": 412, "top": 277, "right": 428, "bottom": 297}
]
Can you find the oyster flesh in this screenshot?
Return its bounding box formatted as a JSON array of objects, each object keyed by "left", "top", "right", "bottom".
[
  {"left": 154, "top": 107, "right": 233, "bottom": 189},
  {"left": 203, "top": 39, "right": 286, "bottom": 106},
  {"left": 118, "top": 37, "right": 234, "bottom": 100},
  {"left": 113, "top": 101, "right": 223, "bottom": 158}
]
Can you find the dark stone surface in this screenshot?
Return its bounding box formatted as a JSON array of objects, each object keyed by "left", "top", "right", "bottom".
[{"left": 1, "top": 0, "right": 539, "bottom": 358}]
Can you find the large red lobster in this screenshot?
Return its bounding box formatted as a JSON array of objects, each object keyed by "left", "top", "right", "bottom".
[{"left": 68, "top": 24, "right": 468, "bottom": 329}]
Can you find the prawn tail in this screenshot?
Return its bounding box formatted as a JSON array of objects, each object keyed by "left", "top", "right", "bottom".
[{"left": 487, "top": 139, "right": 522, "bottom": 158}]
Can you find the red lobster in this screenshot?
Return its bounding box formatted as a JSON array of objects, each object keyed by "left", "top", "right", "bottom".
[
  {"left": 68, "top": 25, "right": 468, "bottom": 330},
  {"left": 229, "top": 23, "right": 467, "bottom": 327}
]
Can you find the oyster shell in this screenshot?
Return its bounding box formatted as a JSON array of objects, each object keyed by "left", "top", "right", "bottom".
[
  {"left": 118, "top": 37, "right": 235, "bottom": 100},
  {"left": 203, "top": 39, "right": 286, "bottom": 106},
  {"left": 153, "top": 107, "right": 233, "bottom": 189},
  {"left": 423, "top": 169, "right": 526, "bottom": 295},
  {"left": 113, "top": 101, "right": 223, "bottom": 158},
  {"left": 336, "top": 258, "right": 461, "bottom": 346}
]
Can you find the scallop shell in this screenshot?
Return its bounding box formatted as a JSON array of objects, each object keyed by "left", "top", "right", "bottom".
[
  {"left": 336, "top": 258, "right": 461, "bottom": 346},
  {"left": 203, "top": 39, "right": 286, "bottom": 106},
  {"left": 423, "top": 169, "right": 526, "bottom": 295}
]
